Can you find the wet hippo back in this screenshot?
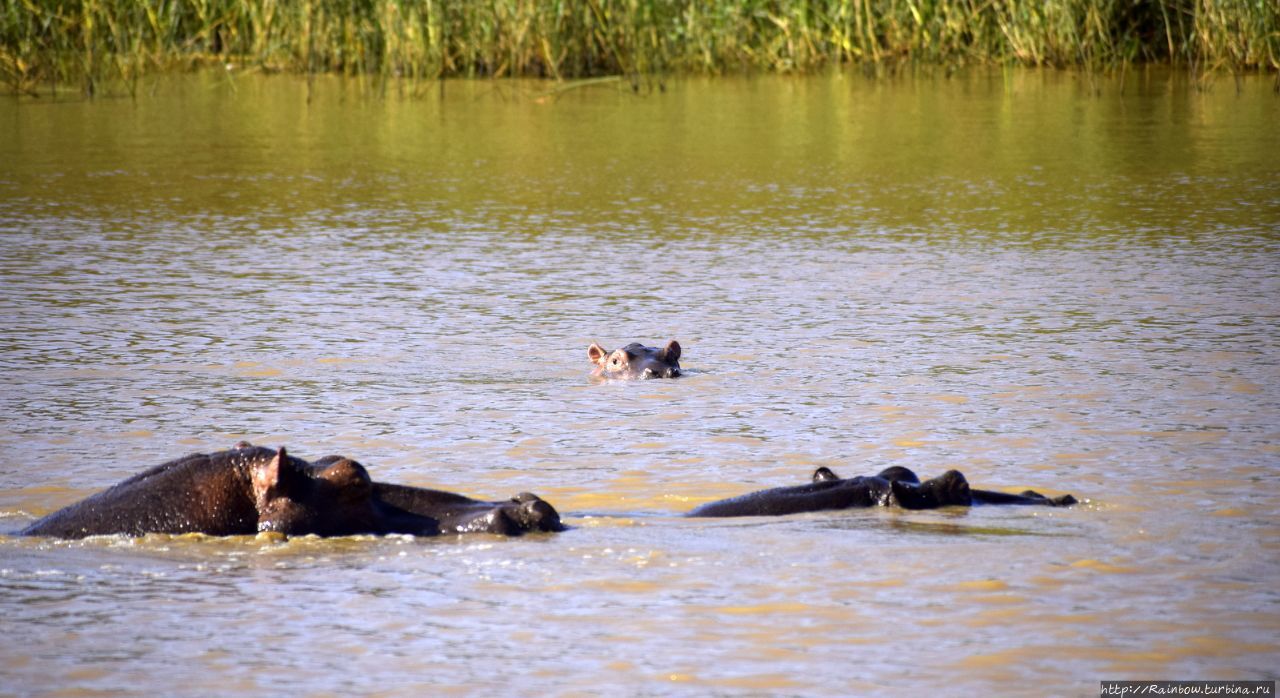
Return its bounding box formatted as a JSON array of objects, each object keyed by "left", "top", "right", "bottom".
[{"left": 20, "top": 449, "right": 271, "bottom": 537}]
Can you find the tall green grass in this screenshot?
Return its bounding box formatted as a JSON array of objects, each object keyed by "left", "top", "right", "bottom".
[{"left": 3, "top": 0, "right": 1277, "bottom": 95}]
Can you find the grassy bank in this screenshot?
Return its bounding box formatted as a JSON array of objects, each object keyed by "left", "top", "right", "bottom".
[{"left": 3, "top": 0, "right": 1277, "bottom": 95}]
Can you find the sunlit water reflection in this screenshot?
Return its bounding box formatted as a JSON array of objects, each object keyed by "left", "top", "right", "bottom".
[{"left": 2, "top": 70, "right": 1278, "bottom": 695}]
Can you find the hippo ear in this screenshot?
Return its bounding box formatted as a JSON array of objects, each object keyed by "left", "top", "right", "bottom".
[
  {"left": 813, "top": 467, "right": 840, "bottom": 482},
  {"left": 251, "top": 447, "right": 287, "bottom": 503},
  {"left": 251, "top": 447, "right": 303, "bottom": 505},
  {"left": 588, "top": 342, "right": 610, "bottom": 366},
  {"left": 661, "top": 340, "right": 681, "bottom": 363}
]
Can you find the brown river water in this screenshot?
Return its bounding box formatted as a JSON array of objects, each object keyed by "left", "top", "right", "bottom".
[{"left": 1, "top": 69, "right": 1278, "bottom": 696}]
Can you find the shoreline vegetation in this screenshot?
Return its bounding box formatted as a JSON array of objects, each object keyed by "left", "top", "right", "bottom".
[{"left": 2, "top": 0, "right": 1277, "bottom": 97}]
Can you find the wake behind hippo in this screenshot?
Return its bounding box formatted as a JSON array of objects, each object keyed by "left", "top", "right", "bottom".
[
  {"left": 687, "top": 466, "right": 1076, "bottom": 517},
  {"left": 21, "top": 445, "right": 564, "bottom": 539}
]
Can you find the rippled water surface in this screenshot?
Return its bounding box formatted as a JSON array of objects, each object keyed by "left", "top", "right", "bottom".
[{"left": 2, "top": 70, "right": 1278, "bottom": 696}]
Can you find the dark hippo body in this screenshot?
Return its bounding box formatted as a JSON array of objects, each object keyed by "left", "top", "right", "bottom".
[
  {"left": 18, "top": 446, "right": 410, "bottom": 538},
  {"left": 303, "top": 456, "right": 564, "bottom": 535},
  {"left": 21, "top": 446, "right": 564, "bottom": 539},
  {"left": 371, "top": 483, "right": 563, "bottom": 535},
  {"left": 687, "top": 466, "right": 1076, "bottom": 517},
  {"left": 589, "top": 340, "right": 682, "bottom": 380}
]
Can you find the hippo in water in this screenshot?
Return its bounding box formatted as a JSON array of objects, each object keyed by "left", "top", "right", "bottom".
[
  {"left": 687, "top": 466, "right": 1076, "bottom": 517},
  {"left": 588, "top": 340, "right": 682, "bottom": 380},
  {"left": 21, "top": 445, "right": 564, "bottom": 539}
]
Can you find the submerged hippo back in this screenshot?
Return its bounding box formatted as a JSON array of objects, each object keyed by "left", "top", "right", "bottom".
[
  {"left": 688, "top": 476, "right": 895, "bottom": 517},
  {"left": 373, "top": 483, "right": 565, "bottom": 535}
]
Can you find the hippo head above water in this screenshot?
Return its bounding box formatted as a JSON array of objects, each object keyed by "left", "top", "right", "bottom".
[
  {"left": 251, "top": 449, "right": 388, "bottom": 536},
  {"left": 588, "top": 340, "right": 682, "bottom": 380}
]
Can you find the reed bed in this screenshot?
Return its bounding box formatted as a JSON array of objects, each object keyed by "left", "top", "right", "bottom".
[{"left": 3, "top": 0, "right": 1277, "bottom": 95}]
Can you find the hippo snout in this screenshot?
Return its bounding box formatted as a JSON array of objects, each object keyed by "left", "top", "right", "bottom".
[
  {"left": 510, "top": 492, "right": 565, "bottom": 532},
  {"left": 642, "top": 367, "right": 681, "bottom": 379}
]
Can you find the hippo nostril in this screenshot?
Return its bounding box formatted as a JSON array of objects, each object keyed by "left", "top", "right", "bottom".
[{"left": 642, "top": 368, "right": 655, "bottom": 378}]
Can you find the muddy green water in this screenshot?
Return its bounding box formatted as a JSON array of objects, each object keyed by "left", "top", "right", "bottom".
[{"left": 1, "top": 70, "right": 1278, "bottom": 696}]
